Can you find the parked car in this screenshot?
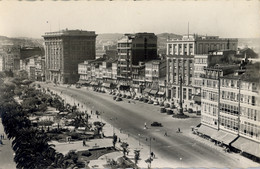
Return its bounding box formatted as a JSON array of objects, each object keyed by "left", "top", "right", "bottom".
[
  {"left": 134, "top": 97, "right": 139, "bottom": 100},
  {"left": 160, "top": 107, "right": 166, "bottom": 113},
  {"left": 148, "top": 100, "right": 154, "bottom": 104},
  {"left": 166, "top": 109, "right": 174, "bottom": 115},
  {"left": 151, "top": 122, "right": 163, "bottom": 127},
  {"left": 188, "top": 108, "right": 193, "bottom": 113},
  {"left": 144, "top": 99, "right": 149, "bottom": 103},
  {"left": 126, "top": 95, "right": 131, "bottom": 99},
  {"left": 116, "top": 97, "right": 122, "bottom": 102},
  {"left": 113, "top": 96, "right": 117, "bottom": 100},
  {"left": 153, "top": 100, "right": 159, "bottom": 105},
  {"left": 164, "top": 103, "right": 170, "bottom": 108}
]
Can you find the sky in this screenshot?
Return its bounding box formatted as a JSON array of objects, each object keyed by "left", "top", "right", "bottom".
[{"left": 0, "top": 0, "right": 259, "bottom": 39}]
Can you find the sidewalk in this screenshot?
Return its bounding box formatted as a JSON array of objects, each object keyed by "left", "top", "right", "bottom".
[{"left": 0, "top": 119, "right": 16, "bottom": 169}]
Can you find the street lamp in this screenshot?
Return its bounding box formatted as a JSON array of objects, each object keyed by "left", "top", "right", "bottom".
[
  {"left": 179, "top": 157, "right": 182, "bottom": 168},
  {"left": 138, "top": 134, "right": 141, "bottom": 146},
  {"left": 110, "top": 117, "right": 117, "bottom": 135}
]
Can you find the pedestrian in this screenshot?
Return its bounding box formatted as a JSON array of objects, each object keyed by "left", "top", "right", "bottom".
[
  {"left": 164, "top": 131, "right": 167, "bottom": 136},
  {"left": 144, "top": 122, "right": 147, "bottom": 129},
  {"left": 178, "top": 128, "right": 180, "bottom": 133},
  {"left": 150, "top": 152, "right": 155, "bottom": 158}
]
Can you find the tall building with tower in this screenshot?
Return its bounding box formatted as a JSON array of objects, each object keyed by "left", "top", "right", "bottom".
[
  {"left": 117, "top": 33, "right": 157, "bottom": 81},
  {"left": 43, "top": 29, "right": 97, "bottom": 84}
]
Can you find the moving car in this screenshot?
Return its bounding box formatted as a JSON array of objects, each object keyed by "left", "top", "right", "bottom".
[{"left": 151, "top": 121, "right": 163, "bottom": 127}]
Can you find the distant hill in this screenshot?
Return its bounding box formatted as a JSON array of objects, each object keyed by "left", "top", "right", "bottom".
[
  {"left": 0, "top": 35, "right": 44, "bottom": 49},
  {"left": 157, "top": 33, "right": 183, "bottom": 55},
  {"left": 238, "top": 38, "right": 260, "bottom": 55},
  {"left": 97, "top": 33, "right": 124, "bottom": 41}
]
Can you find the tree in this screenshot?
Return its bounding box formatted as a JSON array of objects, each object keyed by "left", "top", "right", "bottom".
[
  {"left": 120, "top": 142, "right": 129, "bottom": 157},
  {"left": 113, "top": 134, "right": 118, "bottom": 148},
  {"left": 134, "top": 150, "right": 140, "bottom": 164}
]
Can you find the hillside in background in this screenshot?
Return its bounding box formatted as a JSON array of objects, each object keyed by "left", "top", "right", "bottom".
[
  {"left": 0, "top": 34, "right": 259, "bottom": 56},
  {"left": 0, "top": 35, "right": 44, "bottom": 49},
  {"left": 238, "top": 38, "right": 260, "bottom": 56}
]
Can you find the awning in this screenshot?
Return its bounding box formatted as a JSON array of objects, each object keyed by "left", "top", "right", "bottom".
[
  {"left": 150, "top": 89, "right": 158, "bottom": 95},
  {"left": 91, "top": 82, "right": 99, "bottom": 86},
  {"left": 232, "top": 137, "right": 260, "bottom": 158},
  {"left": 143, "top": 88, "right": 151, "bottom": 93},
  {"left": 102, "top": 83, "right": 111, "bottom": 88},
  {"left": 77, "top": 80, "right": 89, "bottom": 84},
  {"left": 197, "top": 125, "right": 218, "bottom": 138},
  {"left": 158, "top": 91, "right": 165, "bottom": 95},
  {"left": 211, "top": 130, "right": 237, "bottom": 145}
]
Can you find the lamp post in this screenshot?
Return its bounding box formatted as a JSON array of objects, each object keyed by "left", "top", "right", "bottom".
[
  {"left": 180, "top": 157, "right": 182, "bottom": 168},
  {"left": 179, "top": 75, "right": 183, "bottom": 114},
  {"left": 110, "top": 117, "right": 117, "bottom": 135},
  {"left": 138, "top": 134, "right": 141, "bottom": 146}
]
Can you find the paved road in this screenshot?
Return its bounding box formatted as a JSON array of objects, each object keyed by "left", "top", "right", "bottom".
[
  {"left": 44, "top": 84, "right": 258, "bottom": 168},
  {"left": 0, "top": 120, "right": 16, "bottom": 169}
]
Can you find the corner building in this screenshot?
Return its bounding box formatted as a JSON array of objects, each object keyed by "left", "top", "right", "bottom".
[{"left": 43, "top": 29, "right": 97, "bottom": 84}]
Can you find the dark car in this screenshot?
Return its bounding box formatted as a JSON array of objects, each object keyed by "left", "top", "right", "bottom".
[
  {"left": 116, "top": 97, "right": 122, "bottom": 102},
  {"left": 151, "top": 122, "right": 163, "bottom": 127},
  {"left": 188, "top": 108, "right": 193, "bottom": 113}
]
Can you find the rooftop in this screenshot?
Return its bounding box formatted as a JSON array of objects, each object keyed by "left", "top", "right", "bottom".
[{"left": 43, "top": 29, "right": 97, "bottom": 38}]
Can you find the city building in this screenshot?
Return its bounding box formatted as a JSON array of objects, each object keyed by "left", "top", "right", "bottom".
[
  {"left": 166, "top": 34, "right": 238, "bottom": 56},
  {"left": 43, "top": 29, "right": 97, "bottom": 84},
  {"left": 199, "top": 63, "right": 260, "bottom": 160},
  {"left": 0, "top": 52, "right": 5, "bottom": 71},
  {"left": 193, "top": 50, "right": 237, "bottom": 93},
  {"left": 78, "top": 60, "right": 95, "bottom": 83},
  {"left": 144, "top": 59, "right": 166, "bottom": 96},
  {"left": 131, "top": 62, "right": 145, "bottom": 93},
  {"left": 166, "top": 55, "right": 194, "bottom": 109},
  {"left": 22, "top": 55, "right": 45, "bottom": 81},
  {"left": 4, "top": 47, "right": 20, "bottom": 71},
  {"left": 117, "top": 33, "right": 158, "bottom": 81}
]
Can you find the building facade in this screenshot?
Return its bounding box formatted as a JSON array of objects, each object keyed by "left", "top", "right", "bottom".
[
  {"left": 166, "top": 55, "right": 194, "bottom": 108},
  {"left": 117, "top": 33, "right": 157, "bottom": 81},
  {"left": 167, "top": 35, "right": 238, "bottom": 56},
  {"left": 199, "top": 63, "right": 260, "bottom": 159},
  {"left": 43, "top": 29, "right": 97, "bottom": 84}
]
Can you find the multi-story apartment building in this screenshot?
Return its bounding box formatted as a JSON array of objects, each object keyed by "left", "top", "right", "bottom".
[
  {"left": 117, "top": 33, "right": 157, "bottom": 81},
  {"left": 4, "top": 47, "right": 20, "bottom": 71},
  {"left": 43, "top": 29, "right": 97, "bottom": 84},
  {"left": 78, "top": 60, "right": 95, "bottom": 83},
  {"left": 193, "top": 50, "right": 237, "bottom": 94},
  {"left": 199, "top": 63, "right": 260, "bottom": 159},
  {"left": 166, "top": 55, "right": 194, "bottom": 108},
  {"left": 145, "top": 59, "right": 166, "bottom": 95},
  {"left": 131, "top": 62, "right": 145, "bottom": 93},
  {"left": 166, "top": 34, "right": 238, "bottom": 56}
]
